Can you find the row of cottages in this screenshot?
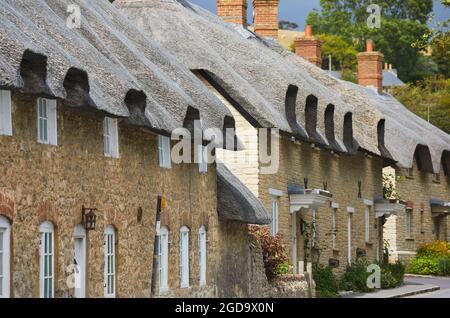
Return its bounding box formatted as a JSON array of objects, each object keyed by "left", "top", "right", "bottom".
[
  {"left": 116, "top": 0, "right": 450, "bottom": 281},
  {"left": 0, "top": 0, "right": 275, "bottom": 298}
]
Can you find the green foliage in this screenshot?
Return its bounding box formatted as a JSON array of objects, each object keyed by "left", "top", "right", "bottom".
[
  {"left": 317, "top": 34, "right": 358, "bottom": 72},
  {"left": 430, "top": 32, "right": 450, "bottom": 78},
  {"left": 407, "top": 256, "right": 440, "bottom": 275},
  {"left": 307, "top": 0, "right": 434, "bottom": 82},
  {"left": 438, "top": 257, "right": 450, "bottom": 276},
  {"left": 249, "top": 225, "right": 290, "bottom": 280},
  {"left": 390, "top": 78, "right": 450, "bottom": 134},
  {"left": 279, "top": 20, "right": 298, "bottom": 30},
  {"left": 313, "top": 264, "right": 340, "bottom": 298},
  {"left": 275, "top": 261, "right": 292, "bottom": 275},
  {"left": 339, "top": 258, "right": 374, "bottom": 292},
  {"left": 381, "top": 262, "right": 405, "bottom": 288},
  {"left": 416, "top": 240, "right": 450, "bottom": 258},
  {"left": 382, "top": 173, "right": 400, "bottom": 200}
]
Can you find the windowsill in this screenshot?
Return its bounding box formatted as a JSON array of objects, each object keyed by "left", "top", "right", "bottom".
[
  {"left": 405, "top": 237, "right": 415, "bottom": 241},
  {"left": 333, "top": 248, "right": 340, "bottom": 253},
  {"left": 180, "top": 285, "right": 191, "bottom": 289},
  {"left": 405, "top": 175, "right": 414, "bottom": 180},
  {"left": 159, "top": 288, "right": 169, "bottom": 295},
  {"left": 365, "top": 242, "right": 374, "bottom": 246},
  {"left": 432, "top": 180, "right": 441, "bottom": 184}
]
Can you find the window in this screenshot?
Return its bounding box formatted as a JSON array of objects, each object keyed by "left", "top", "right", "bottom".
[
  {"left": 104, "top": 225, "right": 116, "bottom": 298},
  {"left": 331, "top": 208, "right": 337, "bottom": 250},
  {"left": 198, "top": 145, "right": 208, "bottom": 173},
  {"left": 0, "top": 216, "right": 10, "bottom": 298},
  {"left": 312, "top": 208, "right": 317, "bottom": 247},
  {"left": 271, "top": 199, "right": 279, "bottom": 236},
  {"left": 103, "top": 117, "right": 119, "bottom": 158},
  {"left": 159, "top": 226, "right": 169, "bottom": 292},
  {"left": 347, "top": 212, "right": 353, "bottom": 263},
  {"left": 198, "top": 226, "right": 207, "bottom": 287},
  {"left": 73, "top": 225, "right": 86, "bottom": 298},
  {"left": 0, "top": 90, "right": 12, "bottom": 136},
  {"left": 158, "top": 135, "right": 171, "bottom": 169},
  {"left": 37, "top": 98, "right": 57, "bottom": 145},
  {"left": 420, "top": 209, "right": 424, "bottom": 234},
  {"left": 180, "top": 226, "right": 190, "bottom": 288},
  {"left": 365, "top": 205, "right": 371, "bottom": 243},
  {"left": 39, "top": 221, "right": 54, "bottom": 298},
  {"left": 406, "top": 209, "right": 413, "bottom": 238}
]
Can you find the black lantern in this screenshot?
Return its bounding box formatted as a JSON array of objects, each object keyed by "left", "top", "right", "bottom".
[
  {"left": 82, "top": 205, "right": 97, "bottom": 231},
  {"left": 137, "top": 207, "right": 143, "bottom": 223}
]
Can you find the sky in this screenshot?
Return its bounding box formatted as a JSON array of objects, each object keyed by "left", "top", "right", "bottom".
[{"left": 188, "top": 0, "right": 450, "bottom": 31}]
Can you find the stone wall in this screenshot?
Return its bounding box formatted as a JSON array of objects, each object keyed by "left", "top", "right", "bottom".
[
  {"left": 383, "top": 163, "right": 450, "bottom": 263},
  {"left": 1, "top": 92, "right": 219, "bottom": 298},
  {"left": 259, "top": 136, "right": 384, "bottom": 274}
]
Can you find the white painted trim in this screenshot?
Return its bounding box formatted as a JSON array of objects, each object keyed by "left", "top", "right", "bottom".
[
  {"left": 0, "top": 216, "right": 10, "bottom": 298},
  {"left": 39, "top": 221, "right": 55, "bottom": 298},
  {"left": 347, "top": 206, "right": 355, "bottom": 213},
  {"left": 0, "top": 90, "right": 12, "bottom": 136},
  {"left": 159, "top": 226, "right": 169, "bottom": 293},
  {"left": 198, "top": 226, "right": 207, "bottom": 287},
  {"left": 364, "top": 199, "right": 374, "bottom": 206},
  {"left": 104, "top": 225, "right": 116, "bottom": 298},
  {"left": 331, "top": 202, "right": 339, "bottom": 209},
  {"left": 73, "top": 225, "right": 86, "bottom": 298},
  {"left": 180, "top": 226, "right": 190, "bottom": 288},
  {"left": 269, "top": 188, "right": 283, "bottom": 197}
]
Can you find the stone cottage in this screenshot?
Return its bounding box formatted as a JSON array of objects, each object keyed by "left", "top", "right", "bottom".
[
  {"left": 0, "top": 0, "right": 273, "bottom": 298},
  {"left": 116, "top": 0, "right": 409, "bottom": 275},
  {"left": 291, "top": 26, "right": 450, "bottom": 262}
]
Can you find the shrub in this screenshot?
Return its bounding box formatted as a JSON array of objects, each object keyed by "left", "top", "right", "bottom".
[
  {"left": 417, "top": 240, "right": 450, "bottom": 258},
  {"left": 382, "top": 261, "right": 405, "bottom": 287},
  {"left": 339, "top": 258, "right": 373, "bottom": 293},
  {"left": 438, "top": 257, "right": 450, "bottom": 276},
  {"left": 275, "top": 261, "right": 292, "bottom": 276},
  {"left": 407, "top": 256, "right": 440, "bottom": 275},
  {"left": 381, "top": 267, "right": 398, "bottom": 289},
  {"left": 249, "top": 225, "right": 289, "bottom": 280},
  {"left": 313, "top": 264, "right": 339, "bottom": 298}
]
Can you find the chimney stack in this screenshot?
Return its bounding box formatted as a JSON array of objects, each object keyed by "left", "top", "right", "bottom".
[
  {"left": 252, "top": 0, "right": 279, "bottom": 40},
  {"left": 217, "top": 0, "right": 248, "bottom": 27},
  {"left": 294, "top": 25, "right": 323, "bottom": 68},
  {"left": 357, "top": 40, "right": 384, "bottom": 94}
]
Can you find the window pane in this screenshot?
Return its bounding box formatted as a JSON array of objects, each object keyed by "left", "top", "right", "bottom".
[
  {"left": 0, "top": 277, "right": 3, "bottom": 296},
  {"left": 0, "top": 251, "right": 3, "bottom": 275},
  {"left": 0, "top": 231, "right": 3, "bottom": 251}
]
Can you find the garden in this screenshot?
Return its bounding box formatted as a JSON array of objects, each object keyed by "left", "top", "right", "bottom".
[{"left": 406, "top": 241, "right": 450, "bottom": 276}]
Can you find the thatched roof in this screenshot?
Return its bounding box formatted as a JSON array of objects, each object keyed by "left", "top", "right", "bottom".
[
  {"left": 117, "top": 0, "right": 449, "bottom": 173},
  {"left": 0, "top": 0, "right": 235, "bottom": 139},
  {"left": 217, "top": 164, "right": 271, "bottom": 225}
]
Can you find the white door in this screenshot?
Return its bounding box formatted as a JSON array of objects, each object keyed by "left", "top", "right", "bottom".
[
  {"left": 291, "top": 212, "right": 297, "bottom": 273},
  {"left": 347, "top": 214, "right": 352, "bottom": 263},
  {"left": 73, "top": 225, "right": 86, "bottom": 298}
]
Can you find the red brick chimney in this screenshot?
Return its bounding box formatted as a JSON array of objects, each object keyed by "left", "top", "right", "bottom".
[
  {"left": 217, "top": 0, "right": 248, "bottom": 27},
  {"left": 357, "top": 40, "right": 384, "bottom": 94},
  {"left": 252, "top": 0, "right": 279, "bottom": 40},
  {"left": 294, "top": 25, "right": 323, "bottom": 68}
]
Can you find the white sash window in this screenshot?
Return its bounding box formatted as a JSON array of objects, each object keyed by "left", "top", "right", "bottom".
[
  {"left": 180, "top": 226, "right": 190, "bottom": 288},
  {"left": 0, "top": 90, "right": 12, "bottom": 136},
  {"left": 39, "top": 221, "right": 55, "bottom": 298},
  {"left": 37, "top": 98, "right": 57, "bottom": 145},
  {"left": 104, "top": 117, "right": 119, "bottom": 158},
  {"left": 104, "top": 225, "right": 116, "bottom": 298},
  {"left": 0, "top": 216, "right": 10, "bottom": 298},
  {"left": 198, "top": 226, "right": 207, "bottom": 286}
]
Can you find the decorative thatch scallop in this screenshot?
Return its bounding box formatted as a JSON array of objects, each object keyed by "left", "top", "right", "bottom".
[{"left": 0, "top": 0, "right": 235, "bottom": 139}]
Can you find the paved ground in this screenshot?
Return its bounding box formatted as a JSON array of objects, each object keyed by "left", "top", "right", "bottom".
[
  {"left": 405, "top": 276, "right": 450, "bottom": 298},
  {"left": 341, "top": 276, "right": 450, "bottom": 298}
]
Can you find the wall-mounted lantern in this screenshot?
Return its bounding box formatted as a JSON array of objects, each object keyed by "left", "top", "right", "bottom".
[
  {"left": 82, "top": 205, "right": 97, "bottom": 231},
  {"left": 304, "top": 178, "right": 309, "bottom": 189},
  {"left": 137, "top": 207, "right": 143, "bottom": 223},
  {"left": 358, "top": 180, "right": 362, "bottom": 199}
]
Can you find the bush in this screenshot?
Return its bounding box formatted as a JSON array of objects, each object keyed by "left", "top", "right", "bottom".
[
  {"left": 417, "top": 241, "right": 450, "bottom": 258},
  {"left": 381, "top": 267, "right": 398, "bottom": 289},
  {"left": 438, "top": 257, "right": 450, "bottom": 276},
  {"left": 407, "top": 256, "right": 440, "bottom": 275},
  {"left": 339, "top": 258, "right": 373, "bottom": 293},
  {"left": 313, "top": 264, "right": 339, "bottom": 298},
  {"left": 249, "top": 225, "right": 289, "bottom": 280},
  {"left": 382, "top": 262, "right": 405, "bottom": 287},
  {"left": 275, "top": 261, "right": 292, "bottom": 276}
]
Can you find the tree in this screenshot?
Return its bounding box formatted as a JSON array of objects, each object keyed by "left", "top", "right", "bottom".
[
  {"left": 317, "top": 34, "right": 358, "bottom": 74},
  {"left": 390, "top": 78, "right": 450, "bottom": 134},
  {"left": 279, "top": 20, "right": 299, "bottom": 30},
  {"left": 306, "top": 0, "right": 434, "bottom": 82}
]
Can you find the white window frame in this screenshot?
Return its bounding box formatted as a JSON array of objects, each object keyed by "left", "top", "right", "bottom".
[
  {"left": 332, "top": 208, "right": 337, "bottom": 250},
  {"left": 0, "top": 90, "right": 12, "bottom": 136},
  {"left": 158, "top": 135, "right": 172, "bottom": 169},
  {"left": 180, "top": 226, "right": 190, "bottom": 288},
  {"left": 271, "top": 198, "right": 279, "bottom": 236},
  {"left": 73, "top": 225, "right": 87, "bottom": 298},
  {"left": 37, "top": 98, "right": 57, "bottom": 145},
  {"left": 198, "top": 226, "right": 207, "bottom": 287},
  {"left": 365, "top": 205, "right": 371, "bottom": 243},
  {"left": 0, "top": 216, "right": 11, "bottom": 298},
  {"left": 104, "top": 225, "right": 116, "bottom": 298},
  {"left": 159, "top": 226, "right": 169, "bottom": 293},
  {"left": 39, "top": 221, "right": 55, "bottom": 298},
  {"left": 347, "top": 211, "right": 353, "bottom": 264},
  {"left": 104, "top": 117, "right": 119, "bottom": 158},
  {"left": 198, "top": 145, "right": 208, "bottom": 173},
  {"left": 406, "top": 209, "right": 413, "bottom": 238}
]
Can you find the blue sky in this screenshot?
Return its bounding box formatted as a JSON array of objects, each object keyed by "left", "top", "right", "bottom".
[{"left": 188, "top": 0, "right": 450, "bottom": 30}]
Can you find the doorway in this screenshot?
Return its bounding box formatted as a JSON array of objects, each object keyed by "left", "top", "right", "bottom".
[{"left": 73, "top": 225, "right": 86, "bottom": 298}]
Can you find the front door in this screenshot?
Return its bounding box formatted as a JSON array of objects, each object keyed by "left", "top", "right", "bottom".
[{"left": 73, "top": 226, "right": 86, "bottom": 298}]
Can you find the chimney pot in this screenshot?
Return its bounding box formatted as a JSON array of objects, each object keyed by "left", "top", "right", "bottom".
[
  {"left": 366, "top": 40, "right": 375, "bottom": 52},
  {"left": 305, "top": 25, "right": 313, "bottom": 38}
]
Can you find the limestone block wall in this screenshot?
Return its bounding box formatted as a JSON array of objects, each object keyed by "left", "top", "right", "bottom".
[
  {"left": 384, "top": 162, "right": 450, "bottom": 262},
  {"left": 0, "top": 92, "right": 219, "bottom": 298},
  {"left": 259, "top": 136, "right": 384, "bottom": 274}
]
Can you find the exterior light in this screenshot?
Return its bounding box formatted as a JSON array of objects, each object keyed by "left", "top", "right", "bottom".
[{"left": 82, "top": 205, "right": 97, "bottom": 231}]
